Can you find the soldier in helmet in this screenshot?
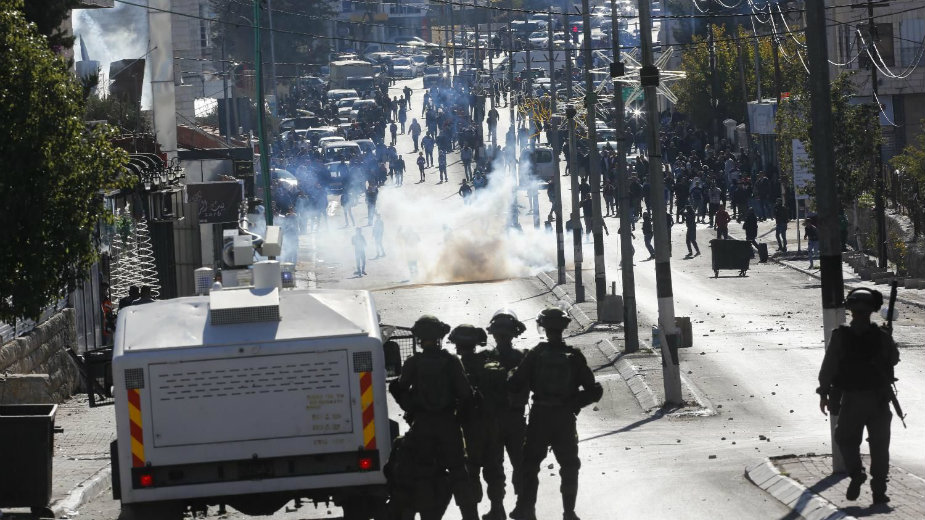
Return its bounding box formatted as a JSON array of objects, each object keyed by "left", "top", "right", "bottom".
[
  {"left": 508, "top": 307, "right": 602, "bottom": 520},
  {"left": 388, "top": 316, "right": 481, "bottom": 520},
  {"left": 817, "top": 288, "right": 899, "bottom": 504},
  {"left": 484, "top": 309, "right": 529, "bottom": 518},
  {"left": 447, "top": 324, "right": 505, "bottom": 518}
]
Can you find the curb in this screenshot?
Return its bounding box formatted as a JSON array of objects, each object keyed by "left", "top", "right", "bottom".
[
  {"left": 745, "top": 459, "right": 855, "bottom": 520},
  {"left": 537, "top": 273, "right": 661, "bottom": 412},
  {"left": 51, "top": 465, "right": 112, "bottom": 518},
  {"left": 731, "top": 229, "right": 925, "bottom": 311},
  {"left": 537, "top": 271, "right": 593, "bottom": 328}
]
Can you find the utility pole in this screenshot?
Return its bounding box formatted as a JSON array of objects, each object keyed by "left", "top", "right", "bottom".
[
  {"left": 638, "top": 0, "right": 682, "bottom": 404},
  {"left": 857, "top": 0, "right": 888, "bottom": 269},
  {"left": 753, "top": 28, "right": 762, "bottom": 102},
  {"left": 580, "top": 0, "right": 607, "bottom": 310},
  {"left": 566, "top": 106, "right": 585, "bottom": 302},
  {"left": 253, "top": 0, "right": 273, "bottom": 226},
  {"left": 508, "top": 21, "right": 515, "bottom": 131},
  {"left": 612, "top": 0, "right": 638, "bottom": 352},
  {"left": 549, "top": 9, "right": 566, "bottom": 285},
  {"left": 805, "top": 0, "right": 846, "bottom": 473},
  {"left": 737, "top": 39, "right": 752, "bottom": 138},
  {"left": 266, "top": 0, "right": 279, "bottom": 119},
  {"left": 709, "top": 24, "right": 720, "bottom": 146},
  {"left": 450, "top": 5, "right": 458, "bottom": 76},
  {"left": 772, "top": 35, "right": 785, "bottom": 200},
  {"left": 563, "top": 12, "right": 574, "bottom": 99},
  {"left": 221, "top": 38, "right": 232, "bottom": 144}
]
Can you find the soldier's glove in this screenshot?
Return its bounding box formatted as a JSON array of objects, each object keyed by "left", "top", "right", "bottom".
[{"left": 574, "top": 382, "right": 604, "bottom": 409}]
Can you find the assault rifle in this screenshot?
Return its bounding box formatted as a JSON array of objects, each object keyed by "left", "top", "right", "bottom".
[{"left": 884, "top": 280, "right": 907, "bottom": 429}]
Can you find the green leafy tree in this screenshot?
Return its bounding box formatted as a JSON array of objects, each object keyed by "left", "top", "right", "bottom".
[
  {"left": 776, "top": 71, "right": 880, "bottom": 207},
  {"left": 0, "top": 0, "right": 128, "bottom": 321},
  {"left": 21, "top": 0, "right": 79, "bottom": 52},
  {"left": 675, "top": 24, "right": 804, "bottom": 131}
]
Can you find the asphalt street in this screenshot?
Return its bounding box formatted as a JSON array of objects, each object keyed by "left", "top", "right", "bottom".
[{"left": 73, "top": 77, "right": 924, "bottom": 520}]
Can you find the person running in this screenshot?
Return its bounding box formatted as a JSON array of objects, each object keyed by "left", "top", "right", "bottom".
[{"left": 684, "top": 205, "right": 700, "bottom": 257}]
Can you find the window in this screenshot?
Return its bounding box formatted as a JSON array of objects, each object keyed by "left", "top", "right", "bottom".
[
  {"left": 899, "top": 19, "right": 925, "bottom": 67},
  {"left": 199, "top": 5, "right": 211, "bottom": 52},
  {"left": 857, "top": 22, "right": 895, "bottom": 68}
]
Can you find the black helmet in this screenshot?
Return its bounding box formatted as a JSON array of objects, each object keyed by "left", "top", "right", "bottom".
[
  {"left": 447, "top": 324, "right": 487, "bottom": 346},
  {"left": 487, "top": 308, "right": 526, "bottom": 336},
  {"left": 536, "top": 306, "right": 571, "bottom": 331},
  {"left": 411, "top": 315, "right": 451, "bottom": 341},
  {"left": 845, "top": 288, "right": 883, "bottom": 312}
]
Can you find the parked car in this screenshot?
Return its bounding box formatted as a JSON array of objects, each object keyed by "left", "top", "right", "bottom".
[
  {"left": 326, "top": 89, "right": 359, "bottom": 103},
  {"left": 390, "top": 57, "right": 415, "bottom": 78},
  {"left": 354, "top": 138, "right": 376, "bottom": 156},
  {"left": 410, "top": 54, "right": 428, "bottom": 75},
  {"left": 322, "top": 140, "right": 362, "bottom": 163}
]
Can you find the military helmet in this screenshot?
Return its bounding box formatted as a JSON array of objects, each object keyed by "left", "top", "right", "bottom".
[
  {"left": 536, "top": 306, "right": 571, "bottom": 330},
  {"left": 487, "top": 308, "right": 527, "bottom": 336},
  {"left": 411, "top": 315, "right": 451, "bottom": 341},
  {"left": 447, "top": 324, "right": 488, "bottom": 346},
  {"left": 845, "top": 287, "right": 883, "bottom": 312}
]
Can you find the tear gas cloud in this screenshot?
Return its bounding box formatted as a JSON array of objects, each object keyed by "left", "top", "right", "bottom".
[
  {"left": 72, "top": 3, "right": 151, "bottom": 107},
  {"left": 271, "top": 152, "right": 559, "bottom": 285}
]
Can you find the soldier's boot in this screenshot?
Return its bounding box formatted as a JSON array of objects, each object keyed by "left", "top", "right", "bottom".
[
  {"left": 509, "top": 505, "right": 536, "bottom": 520},
  {"left": 482, "top": 501, "right": 505, "bottom": 520},
  {"left": 871, "top": 478, "right": 890, "bottom": 504},
  {"left": 562, "top": 486, "right": 579, "bottom": 520},
  {"left": 846, "top": 473, "right": 867, "bottom": 501}
]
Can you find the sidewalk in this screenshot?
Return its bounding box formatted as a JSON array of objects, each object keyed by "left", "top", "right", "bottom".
[
  {"left": 747, "top": 454, "right": 925, "bottom": 520},
  {"left": 734, "top": 219, "right": 925, "bottom": 310},
  {"left": 21, "top": 394, "right": 114, "bottom": 518},
  {"left": 536, "top": 270, "right": 712, "bottom": 416}
]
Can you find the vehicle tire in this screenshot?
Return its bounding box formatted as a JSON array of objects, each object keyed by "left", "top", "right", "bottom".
[{"left": 122, "top": 501, "right": 186, "bottom": 520}]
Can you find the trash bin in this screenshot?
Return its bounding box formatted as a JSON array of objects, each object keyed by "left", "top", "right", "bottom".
[
  {"left": 84, "top": 347, "right": 113, "bottom": 406},
  {"left": 710, "top": 239, "right": 751, "bottom": 277},
  {"left": 0, "top": 404, "right": 57, "bottom": 508}
]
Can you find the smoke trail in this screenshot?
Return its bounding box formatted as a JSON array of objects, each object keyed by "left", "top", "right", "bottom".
[{"left": 72, "top": 2, "right": 151, "bottom": 107}]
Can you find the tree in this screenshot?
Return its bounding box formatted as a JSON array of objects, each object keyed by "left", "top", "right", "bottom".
[
  {"left": 776, "top": 71, "right": 880, "bottom": 208},
  {"left": 0, "top": 0, "right": 127, "bottom": 321},
  {"left": 21, "top": 0, "right": 79, "bottom": 52},
  {"left": 674, "top": 24, "right": 804, "bottom": 131}
]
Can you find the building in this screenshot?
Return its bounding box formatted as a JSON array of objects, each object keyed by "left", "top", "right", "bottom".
[
  {"left": 330, "top": 1, "right": 432, "bottom": 52},
  {"left": 827, "top": 0, "right": 925, "bottom": 158}
]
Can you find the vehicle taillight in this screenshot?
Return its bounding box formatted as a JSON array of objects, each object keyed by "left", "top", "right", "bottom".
[
  {"left": 139, "top": 473, "right": 154, "bottom": 487},
  {"left": 358, "top": 456, "right": 374, "bottom": 471}
]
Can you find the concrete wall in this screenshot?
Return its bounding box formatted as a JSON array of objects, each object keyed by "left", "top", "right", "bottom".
[
  {"left": 0, "top": 309, "right": 81, "bottom": 404},
  {"left": 848, "top": 207, "right": 925, "bottom": 278}
]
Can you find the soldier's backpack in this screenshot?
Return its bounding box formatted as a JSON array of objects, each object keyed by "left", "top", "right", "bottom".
[
  {"left": 412, "top": 352, "right": 454, "bottom": 412},
  {"left": 478, "top": 355, "right": 511, "bottom": 414},
  {"left": 533, "top": 343, "right": 575, "bottom": 403}
]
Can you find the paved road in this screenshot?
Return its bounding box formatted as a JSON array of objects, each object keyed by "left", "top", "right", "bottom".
[{"left": 73, "top": 76, "right": 923, "bottom": 520}]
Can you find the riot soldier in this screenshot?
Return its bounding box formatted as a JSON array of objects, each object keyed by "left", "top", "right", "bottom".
[
  {"left": 447, "top": 324, "right": 506, "bottom": 518},
  {"left": 508, "top": 307, "right": 602, "bottom": 520},
  {"left": 484, "top": 309, "right": 529, "bottom": 518},
  {"left": 817, "top": 288, "right": 900, "bottom": 504},
  {"left": 388, "top": 316, "right": 481, "bottom": 520}
]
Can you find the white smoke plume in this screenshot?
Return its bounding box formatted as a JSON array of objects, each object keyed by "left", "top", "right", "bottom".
[
  {"left": 270, "top": 151, "right": 559, "bottom": 286},
  {"left": 72, "top": 2, "right": 151, "bottom": 107}
]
